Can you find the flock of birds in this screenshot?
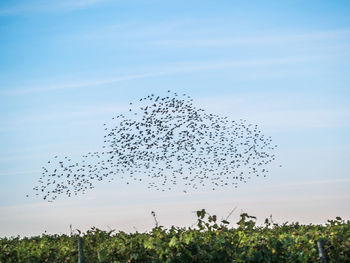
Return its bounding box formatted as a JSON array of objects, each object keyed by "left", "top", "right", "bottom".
[{"left": 32, "top": 91, "right": 278, "bottom": 202}]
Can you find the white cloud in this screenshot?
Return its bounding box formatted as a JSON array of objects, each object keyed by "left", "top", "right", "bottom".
[
  {"left": 19, "top": 104, "right": 130, "bottom": 123},
  {"left": 256, "top": 178, "right": 350, "bottom": 189},
  {"left": 151, "top": 29, "right": 350, "bottom": 48},
  {"left": 0, "top": 0, "right": 108, "bottom": 15},
  {"left": 0, "top": 170, "right": 40, "bottom": 177},
  {"left": 1, "top": 55, "right": 324, "bottom": 96},
  {"left": 195, "top": 95, "right": 350, "bottom": 129}
]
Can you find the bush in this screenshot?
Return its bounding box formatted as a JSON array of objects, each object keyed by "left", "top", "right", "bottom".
[{"left": 1, "top": 210, "right": 349, "bottom": 263}]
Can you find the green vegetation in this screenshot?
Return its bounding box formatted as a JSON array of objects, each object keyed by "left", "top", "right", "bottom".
[{"left": 1, "top": 209, "right": 349, "bottom": 263}]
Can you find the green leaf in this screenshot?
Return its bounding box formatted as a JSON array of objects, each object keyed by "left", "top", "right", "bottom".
[
  {"left": 97, "top": 249, "right": 107, "bottom": 262},
  {"left": 184, "top": 235, "right": 193, "bottom": 245},
  {"left": 169, "top": 236, "right": 178, "bottom": 247}
]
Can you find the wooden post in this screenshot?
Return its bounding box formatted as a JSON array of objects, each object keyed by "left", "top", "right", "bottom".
[
  {"left": 317, "top": 239, "right": 327, "bottom": 263},
  {"left": 78, "top": 237, "right": 85, "bottom": 263}
]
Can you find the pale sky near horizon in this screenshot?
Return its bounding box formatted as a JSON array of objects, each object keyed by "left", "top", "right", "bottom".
[{"left": 1, "top": 0, "right": 350, "bottom": 237}]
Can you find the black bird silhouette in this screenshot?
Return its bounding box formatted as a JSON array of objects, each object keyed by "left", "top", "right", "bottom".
[{"left": 33, "top": 92, "right": 278, "bottom": 201}]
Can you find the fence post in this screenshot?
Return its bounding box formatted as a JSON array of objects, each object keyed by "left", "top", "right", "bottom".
[
  {"left": 317, "top": 239, "right": 327, "bottom": 263},
  {"left": 78, "top": 237, "right": 85, "bottom": 263}
]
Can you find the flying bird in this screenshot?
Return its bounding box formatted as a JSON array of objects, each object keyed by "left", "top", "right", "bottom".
[{"left": 33, "top": 91, "right": 278, "bottom": 201}]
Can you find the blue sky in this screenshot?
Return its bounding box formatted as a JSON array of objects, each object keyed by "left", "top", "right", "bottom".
[{"left": 0, "top": 0, "right": 350, "bottom": 236}]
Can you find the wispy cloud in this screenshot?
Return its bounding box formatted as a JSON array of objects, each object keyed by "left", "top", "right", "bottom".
[
  {"left": 0, "top": 0, "right": 108, "bottom": 16},
  {"left": 247, "top": 109, "right": 350, "bottom": 129},
  {"left": 195, "top": 94, "right": 350, "bottom": 129},
  {"left": 261, "top": 178, "right": 350, "bottom": 189},
  {"left": 151, "top": 29, "right": 350, "bottom": 48},
  {"left": 0, "top": 170, "right": 40, "bottom": 177},
  {"left": 1, "top": 72, "right": 170, "bottom": 95},
  {"left": 14, "top": 105, "right": 130, "bottom": 123},
  {"left": 1, "top": 55, "right": 325, "bottom": 96}
]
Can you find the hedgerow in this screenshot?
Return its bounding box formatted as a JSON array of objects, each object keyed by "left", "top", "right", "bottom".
[{"left": 1, "top": 209, "right": 349, "bottom": 263}]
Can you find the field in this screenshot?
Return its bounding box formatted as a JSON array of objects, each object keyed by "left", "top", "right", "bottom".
[{"left": 1, "top": 209, "right": 349, "bottom": 263}]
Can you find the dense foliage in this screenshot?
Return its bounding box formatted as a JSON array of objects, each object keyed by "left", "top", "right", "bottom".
[{"left": 1, "top": 210, "right": 349, "bottom": 263}]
